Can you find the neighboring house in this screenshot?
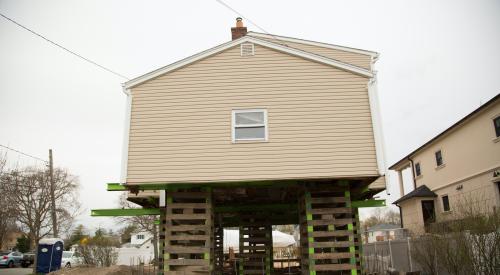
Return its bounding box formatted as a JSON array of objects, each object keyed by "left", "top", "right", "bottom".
[
  {"left": 130, "top": 231, "right": 153, "bottom": 247},
  {"left": 117, "top": 231, "right": 155, "bottom": 265},
  {"left": 0, "top": 231, "right": 23, "bottom": 251},
  {"left": 390, "top": 94, "right": 500, "bottom": 235},
  {"left": 362, "top": 224, "right": 408, "bottom": 243},
  {"left": 95, "top": 18, "right": 387, "bottom": 275}
]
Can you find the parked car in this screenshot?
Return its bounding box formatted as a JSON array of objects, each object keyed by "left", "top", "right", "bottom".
[
  {"left": 21, "top": 251, "right": 35, "bottom": 267},
  {"left": 61, "top": 251, "right": 82, "bottom": 268},
  {"left": 0, "top": 251, "right": 23, "bottom": 268}
]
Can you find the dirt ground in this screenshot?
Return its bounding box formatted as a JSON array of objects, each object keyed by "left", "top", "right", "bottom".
[{"left": 49, "top": 265, "right": 138, "bottom": 275}]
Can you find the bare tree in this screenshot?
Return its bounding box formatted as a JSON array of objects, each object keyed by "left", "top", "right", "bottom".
[
  {"left": 0, "top": 166, "right": 80, "bottom": 249},
  {"left": 0, "top": 151, "right": 15, "bottom": 249},
  {"left": 361, "top": 207, "right": 401, "bottom": 229},
  {"left": 117, "top": 193, "right": 159, "bottom": 264}
]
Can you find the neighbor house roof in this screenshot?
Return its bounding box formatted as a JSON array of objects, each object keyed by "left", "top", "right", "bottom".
[
  {"left": 366, "top": 223, "right": 401, "bottom": 232},
  {"left": 389, "top": 93, "right": 500, "bottom": 170},
  {"left": 123, "top": 34, "right": 375, "bottom": 90},
  {"left": 393, "top": 185, "right": 437, "bottom": 205}
]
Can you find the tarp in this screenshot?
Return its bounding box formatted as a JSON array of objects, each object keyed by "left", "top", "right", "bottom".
[{"left": 223, "top": 229, "right": 296, "bottom": 253}]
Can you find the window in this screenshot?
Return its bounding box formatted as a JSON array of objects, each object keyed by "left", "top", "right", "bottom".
[
  {"left": 415, "top": 162, "right": 422, "bottom": 177},
  {"left": 494, "top": 116, "right": 500, "bottom": 137},
  {"left": 442, "top": 195, "right": 450, "bottom": 212},
  {"left": 232, "top": 109, "right": 267, "bottom": 142},
  {"left": 435, "top": 150, "right": 443, "bottom": 167},
  {"left": 137, "top": 234, "right": 144, "bottom": 240}
]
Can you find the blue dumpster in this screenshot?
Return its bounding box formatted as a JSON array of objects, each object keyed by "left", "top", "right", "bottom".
[{"left": 36, "top": 238, "right": 64, "bottom": 274}]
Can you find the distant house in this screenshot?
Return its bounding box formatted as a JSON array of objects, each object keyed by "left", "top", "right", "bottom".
[
  {"left": 117, "top": 231, "right": 155, "bottom": 265},
  {"left": 0, "top": 230, "right": 23, "bottom": 251},
  {"left": 390, "top": 94, "right": 500, "bottom": 235},
  {"left": 362, "top": 224, "right": 408, "bottom": 243}
]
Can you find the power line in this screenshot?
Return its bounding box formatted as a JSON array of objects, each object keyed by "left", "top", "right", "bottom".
[
  {"left": 0, "top": 144, "right": 48, "bottom": 163},
  {"left": 215, "top": 0, "right": 273, "bottom": 36},
  {"left": 0, "top": 12, "right": 130, "bottom": 80}
]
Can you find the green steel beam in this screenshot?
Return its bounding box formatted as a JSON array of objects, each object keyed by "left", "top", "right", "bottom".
[
  {"left": 91, "top": 208, "right": 160, "bottom": 217},
  {"left": 107, "top": 183, "right": 127, "bottom": 191},
  {"left": 351, "top": 199, "right": 386, "bottom": 208}
]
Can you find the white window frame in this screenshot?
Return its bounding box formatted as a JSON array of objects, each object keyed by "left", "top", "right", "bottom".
[{"left": 231, "top": 109, "right": 268, "bottom": 142}]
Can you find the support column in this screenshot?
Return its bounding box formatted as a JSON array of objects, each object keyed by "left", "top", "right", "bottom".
[
  {"left": 238, "top": 215, "right": 273, "bottom": 275},
  {"left": 214, "top": 217, "right": 224, "bottom": 275},
  {"left": 398, "top": 170, "right": 405, "bottom": 197},
  {"left": 159, "top": 208, "right": 166, "bottom": 275},
  {"left": 164, "top": 188, "right": 213, "bottom": 275},
  {"left": 299, "top": 184, "right": 360, "bottom": 275}
]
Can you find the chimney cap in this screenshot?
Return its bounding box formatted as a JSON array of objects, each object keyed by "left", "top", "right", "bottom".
[{"left": 235, "top": 17, "right": 244, "bottom": 28}]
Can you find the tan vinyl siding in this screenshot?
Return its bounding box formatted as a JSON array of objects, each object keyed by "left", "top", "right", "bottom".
[
  {"left": 127, "top": 44, "right": 377, "bottom": 184},
  {"left": 254, "top": 37, "right": 372, "bottom": 70}
]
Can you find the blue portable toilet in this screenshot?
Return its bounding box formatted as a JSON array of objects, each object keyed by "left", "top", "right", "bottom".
[{"left": 36, "top": 238, "right": 64, "bottom": 274}]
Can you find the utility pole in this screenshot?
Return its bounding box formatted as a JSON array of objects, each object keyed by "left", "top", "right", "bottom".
[{"left": 49, "top": 149, "right": 58, "bottom": 237}]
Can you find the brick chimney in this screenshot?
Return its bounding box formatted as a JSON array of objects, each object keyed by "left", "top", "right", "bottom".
[{"left": 231, "top": 17, "right": 247, "bottom": 40}]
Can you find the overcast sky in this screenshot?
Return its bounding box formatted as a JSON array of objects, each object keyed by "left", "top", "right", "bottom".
[{"left": 1, "top": 0, "right": 499, "bottom": 234}]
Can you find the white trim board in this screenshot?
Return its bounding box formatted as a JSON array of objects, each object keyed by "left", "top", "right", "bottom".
[
  {"left": 123, "top": 36, "right": 373, "bottom": 89},
  {"left": 247, "top": 31, "right": 379, "bottom": 58}
]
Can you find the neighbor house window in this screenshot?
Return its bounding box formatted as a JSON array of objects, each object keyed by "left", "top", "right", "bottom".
[
  {"left": 415, "top": 162, "right": 422, "bottom": 177},
  {"left": 435, "top": 150, "right": 444, "bottom": 167},
  {"left": 442, "top": 195, "right": 450, "bottom": 212},
  {"left": 137, "top": 234, "right": 144, "bottom": 240},
  {"left": 232, "top": 109, "right": 267, "bottom": 142},
  {"left": 494, "top": 116, "right": 500, "bottom": 137}
]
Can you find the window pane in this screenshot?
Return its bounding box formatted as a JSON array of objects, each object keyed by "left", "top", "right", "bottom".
[
  {"left": 235, "top": 126, "right": 265, "bottom": 140},
  {"left": 235, "top": 112, "right": 264, "bottom": 125},
  {"left": 435, "top": 150, "right": 443, "bottom": 166},
  {"left": 415, "top": 163, "right": 421, "bottom": 176},
  {"left": 442, "top": 196, "right": 450, "bottom": 211},
  {"left": 495, "top": 117, "right": 500, "bottom": 137}
]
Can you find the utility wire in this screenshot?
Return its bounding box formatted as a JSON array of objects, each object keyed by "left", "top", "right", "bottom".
[
  {"left": 216, "top": 0, "right": 274, "bottom": 37},
  {"left": 0, "top": 144, "right": 48, "bottom": 163},
  {"left": 0, "top": 12, "right": 130, "bottom": 80}
]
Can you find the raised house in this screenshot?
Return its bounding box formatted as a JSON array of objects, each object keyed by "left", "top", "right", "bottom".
[{"left": 93, "top": 18, "right": 387, "bottom": 275}]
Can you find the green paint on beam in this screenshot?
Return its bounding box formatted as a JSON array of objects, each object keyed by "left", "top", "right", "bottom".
[
  {"left": 351, "top": 199, "right": 386, "bottom": 208},
  {"left": 154, "top": 220, "right": 160, "bottom": 225},
  {"left": 351, "top": 269, "right": 358, "bottom": 275},
  {"left": 307, "top": 226, "right": 314, "bottom": 233},
  {"left": 107, "top": 183, "right": 127, "bottom": 191},
  {"left": 308, "top": 247, "right": 314, "bottom": 254},
  {"left": 348, "top": 224, "right": 354, "bottom": 231},
  {"left": 91, "top": 208, "right": 160, "bottom": 217}
]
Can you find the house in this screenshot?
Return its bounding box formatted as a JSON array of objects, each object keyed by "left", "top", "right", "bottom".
[
  {"left": 117, "top": 231, "right": 155, "bottom": 265},
  {"left": 0, "top": 230, "right": 23, "bottom": 251},
  {"left": 362, "top": 224, "right": 408, "bottom": 243},
  {"left": 390, "top": 94, "right": 500, "bottom": 235},
  {"left": 93, "top": 18, "right": 387, "bottom": 275}
]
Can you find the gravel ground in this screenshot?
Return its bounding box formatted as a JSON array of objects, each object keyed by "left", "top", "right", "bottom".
[
  {"left": 0, "top": 267, "right": 32, "bottom": 275},
  {"left": 49, "top": 265, "right": 136, "bottom": 275}
]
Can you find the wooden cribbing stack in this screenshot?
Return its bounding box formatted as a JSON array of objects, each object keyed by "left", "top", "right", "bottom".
[
  {"left": 164, "top": 189, "right": 213, "bottom": 275},
  {"left": 299, "top": 184, "right": 360, "bottom": 275}
]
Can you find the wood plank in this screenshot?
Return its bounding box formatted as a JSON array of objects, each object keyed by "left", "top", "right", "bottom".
[
  {"left": 166, "top": 213, "right": 210, "bottom": 220},
  {"left": 164, "top": 246, "right": 210, "bottom": 253},
  {"left": 311, "top": 230, "right": 352, "bottom": 237},
  {"left": 165, "top": 259, "right": 209, "bottom": 266},
  {"left": 311, "top": 252, "right": 353, "bottom": 260},
  {"left": 168, "top": 203, "right": 209, "bottom": 209},
  {"left": 310, "top": 208, "right": 352, "bottom": 214},
  {"left": 169, "top": 192, "right": 210, "bottom": 198},
  {"left": 167, "top": 225, "right": 210, "bottom": 232},
  {"left": 313, "top": 263, "right": 356, "bottom": 271},
  {"left": 309, "top": 218, "right": 353, "bottom": 226},
  {"left": 166, "top": 234, "right": 210, "bottom": 241},
  {"left": 311, "top": 241, "right": 354, "bottom": 248},
  {"left": 310, "top": 197, "right": 347, "bottom": 203}
]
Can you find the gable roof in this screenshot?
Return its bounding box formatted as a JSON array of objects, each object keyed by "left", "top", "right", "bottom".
[
  {"left": 389, "top": 93, "right": 500, "bottom": 170},
  {"left": 123, "top": 35, "right": 374, "bottom": 90},
  {"left": 247, "top": 32, "right": 379, "bottom": 58},
  {"left": 393, "top": 185, "right": 437, "bottom": 205}
]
